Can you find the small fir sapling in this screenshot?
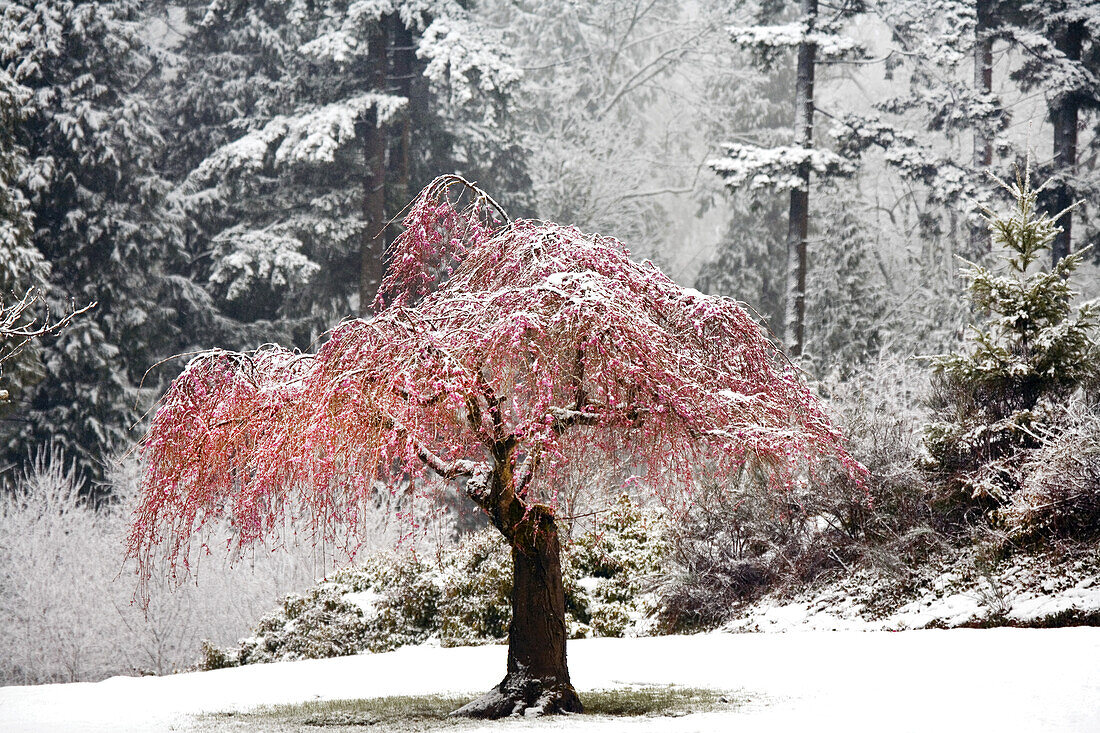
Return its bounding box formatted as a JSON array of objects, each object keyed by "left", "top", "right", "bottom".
[
  {"left": 128, "top": 175, "right": 863, "bottom": 718},
  {"left": 924, "top": 161, "right": 1099, "bottom": 509}
]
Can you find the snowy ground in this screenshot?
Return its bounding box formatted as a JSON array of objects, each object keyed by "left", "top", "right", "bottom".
[{"left": 3, "top": 629, "right": 1099, "bottom": 732}]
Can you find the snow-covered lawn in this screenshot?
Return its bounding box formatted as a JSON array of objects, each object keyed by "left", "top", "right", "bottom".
[{"left": 3, "top": 629, "right": 1099, "bottom": 732}]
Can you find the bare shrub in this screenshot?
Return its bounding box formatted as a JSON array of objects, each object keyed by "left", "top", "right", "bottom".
[
  {"left": 810, "top": 355, "right": 943, "bottom": 568},
  {"left": 658, "top": 476, "right": 782, "bottom": 630},
  {"left": 658, "top": 355, "right": 942, "bottom": 629},
  {"left": 0, "top": 445, "right": 443, "bottom": 685},
  {"left": 1000, "top": 404, "right": 1100, "bottom": 545}
]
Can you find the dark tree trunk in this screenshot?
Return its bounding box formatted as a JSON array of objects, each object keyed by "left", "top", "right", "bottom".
[
  {"left": 784, "top": 0, "right": 816, "bottom": 358},
  {"left": 972, "top": 1, "right": 994, "bottom": 171},
  {"left": 387, "top": 15, "right": 414, "bottom": 210},
  {"left": 970, "top": 0, "right": 994, "bottom": 253},
  {"left": 360, "top": 20, "right": 390, "bottom": 314},
  {"left": 454, "top": 464, "right": 582, "bottom": 718},
  {"left": 1051, "top": 20, "right": 1084, "bottom": 266}
]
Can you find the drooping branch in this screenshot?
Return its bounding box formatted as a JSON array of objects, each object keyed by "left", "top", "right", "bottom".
[
  {"left": 429, "top": 174, "right": 513, "bottom": 225},
  {"left": 131, "top": 176, "right": 864, "bottom": 602}
]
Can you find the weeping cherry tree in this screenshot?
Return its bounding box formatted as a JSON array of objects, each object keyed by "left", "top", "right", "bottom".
[{"left": 127, "top": 176, "right": 862, "bottom": 718}]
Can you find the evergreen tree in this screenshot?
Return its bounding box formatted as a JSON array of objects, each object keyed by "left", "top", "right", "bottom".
[
  {"left": 834, "top": 0, "right": 1011, "bottom": 258},
  {"left": 164, "top": 0, "right": 524, "bottom": 351},
  {"left": 804, "top": 203, "right": 886, "bottom": 374},
  {"left": 1003, "top": 1, "right": 1100, "bottom": 264},
  {"left": 0, "top": 67, "right": 49, "bottom": 414},
  {"left": 695, "top": 25, "right": 794, "bottom": 337},
  {"left": 925, "top": 162, "right": 1099, "bottom": 507},
  {"left": 0, "top": 1, "right": 178, "bottom": 482}
]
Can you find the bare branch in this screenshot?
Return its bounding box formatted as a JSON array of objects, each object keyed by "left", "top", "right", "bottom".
[{"left": 0, "top": 288, "right": 96, "bottom": 400}]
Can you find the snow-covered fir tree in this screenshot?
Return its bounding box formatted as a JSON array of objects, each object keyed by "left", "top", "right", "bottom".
[
  {"left": 1002, "top": 0, "right": 1100, "bottom": 263},
  {"left": 708, "top": 0, "right": 864, "bottom": 358},
  {"left": 0, "top": 67, "right": 49, "bottom": 414},
  {"left": 836, "top": 1, "right": 1100, "bottom": 269},
  {"left": 925, "top": 162, "right": 1099, "bottom": 507},
  {"left": 694, "top": 23, "right": 795, "bottom": 337},
  {"left": 163, "top": 0, "right": 524, "bottom": 350},
  {"left": 833, "top": 0, "right": 1010, "bottom": 256},
  {"left": 0, "top": 1, "right": 181, "bottom": 483}
]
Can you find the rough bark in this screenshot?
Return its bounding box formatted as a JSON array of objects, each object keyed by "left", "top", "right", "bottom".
[
  {"left": 1051, "top": 21, "right": 1084, "bottom": 266},
  {"left": 784, "top": 0, "right": 816, "bottom": 359},
  {"left": 360, "top": 20, "right": 389, "bottom": 314},
  {"left": 452, "top": 459, "right": 582, "bottom": 718}
]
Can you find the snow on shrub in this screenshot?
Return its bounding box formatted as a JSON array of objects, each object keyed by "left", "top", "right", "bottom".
[
  {"left": 200, "top": 496, "right": 670, "bottom": 669},
  {"left": 1000, "top": 404, "right": 1100, "bottom": 544},
  {"left": 0, "top": 448, "right": 322, "bottom": 684}
]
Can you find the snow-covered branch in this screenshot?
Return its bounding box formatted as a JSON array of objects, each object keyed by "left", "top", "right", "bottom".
[{"left": 708, "top": 143, "right": 855, "bottom": 192}]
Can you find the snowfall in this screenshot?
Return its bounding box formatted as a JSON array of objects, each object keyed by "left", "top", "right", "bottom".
[{"left": 3, "top": 629, "right": 1099, "bottom": 732}]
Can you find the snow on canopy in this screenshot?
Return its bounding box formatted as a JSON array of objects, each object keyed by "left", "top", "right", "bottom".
[
  {"left": 296, "top": 1, "right": 521, "bottom": 109},
  {"left": 730, "top": 22, "right": 867, "bottom": 62},
  {"left": 128, "top": 176, "right": 863, "bottom": 596},
  {"left": 708, "top": 143, "right": 855, "bottom": 192},
  {"left": 208, "top": 227, "right": 321, "bottom": 304},
  {"left": 190, "top": 93, "right": 408, "bottom": 182}
]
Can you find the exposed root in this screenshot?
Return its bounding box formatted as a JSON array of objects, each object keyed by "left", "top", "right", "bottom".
[{"left": 450, "top": 674, "right": 583, "bottom": 719}]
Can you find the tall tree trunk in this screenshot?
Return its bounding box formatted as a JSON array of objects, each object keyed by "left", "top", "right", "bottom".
[
  {"left": 970, "top": 0, "right": 994, "bottom": 253},
  {"left": 360, "top": 20, "right": 390, "bottom": 314},
  {"left": 1051, "top": 20, "right": 1084, "bottom": 266},
  {"left": 784, "top": 0, "right": 816, "bottom": 358},
  {"left": 454, "top": 462, "right": 582, "bottom": 718},
  {"left": 387, "top": 14, "right": 414, "bottom": 214}
]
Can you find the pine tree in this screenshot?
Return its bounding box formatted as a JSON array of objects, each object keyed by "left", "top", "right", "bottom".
[
  {"left": 694, "top": 22, "right": 794, "bottom": 337},
  {"left": 164, "top": 0, "right": 524, "bottom": 351},
  {"left": 1003, "top": 1, "right": 1100, "bottom": 264},
  {"left": 833, "top": 0, "right": 1012, "bottom": 257},
  {"left": 0, "top": 1, "right": 180, "bottom": 483},
  {"left": 0, "top": 68, "right": 48, "bottom": 413},
  {"left": 804, "top": 202, "right": 887, "bottom": 374},
  {"left": 925, "top": 162, "right": 1099, "bottom": 506}
]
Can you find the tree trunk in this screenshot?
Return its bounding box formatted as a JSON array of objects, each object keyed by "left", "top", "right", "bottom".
[
  {"left": 970, "top": 0, "right": 994, "bottom": 253},
  {"left": 360, "top": 19, "right": 390, "bottom": 314},
  {"left": 1051, "top": 20, "right": 1084, "bottom": 266},
  {"left": 454, "top": 474, "right": 582, "bottom": 718},
  {"left": 784, "top": 0, "right": 816, "bottom": 359},
  {"left": 972, "top": 1, "right": 993, "bottom": 171},
  {"left": 387, "top": 14, "right": 414, "bottom": 210}
]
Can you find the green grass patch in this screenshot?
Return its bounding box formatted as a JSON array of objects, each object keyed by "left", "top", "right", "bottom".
[{"left": 222, "top": 686, "right": 739, "bottom": 730}]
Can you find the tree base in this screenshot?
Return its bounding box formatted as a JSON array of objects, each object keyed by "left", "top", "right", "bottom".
[{"left": 450, "top": 673, "right": 583, "bottom": 719}]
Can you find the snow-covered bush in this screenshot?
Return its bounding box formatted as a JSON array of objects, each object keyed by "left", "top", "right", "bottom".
[
  {"left": 203, "top": 587, "right": 368, "bottom": 669},
  {"left": 0, "top": 447, "right": 393, "bottom": 685},
  {"left": 569, "top": 493, "right": 668, "bottom": 635},
  {"left": 201, "top": 496, "right": 670, "bottom": 668},
  {"left": 437, "top": 531, "right": 512, "bottom": 647},
  {"left": 1000, "top": 405, "right": 1100, "bottom": 545}
]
